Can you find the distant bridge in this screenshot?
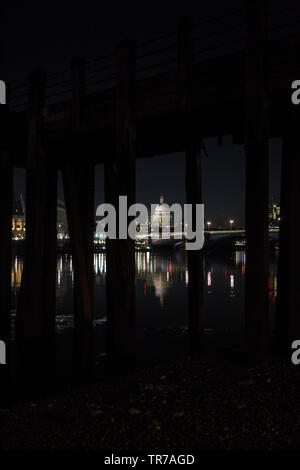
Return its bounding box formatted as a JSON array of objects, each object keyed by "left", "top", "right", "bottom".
[
  {"left": 149, "top": 229, "right": 279, "bottom": 248},
  {"left": 206, "top": 229, "right": 279, "bottom": 241}
]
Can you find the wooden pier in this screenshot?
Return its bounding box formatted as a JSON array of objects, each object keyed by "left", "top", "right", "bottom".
[{"left": 1, "top": 1, "right": 300, "bottom": 389}]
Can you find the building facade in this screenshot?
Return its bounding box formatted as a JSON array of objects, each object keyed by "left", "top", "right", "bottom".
[{"left": 12, "top": 196, "right": 68, "bottom": 240}]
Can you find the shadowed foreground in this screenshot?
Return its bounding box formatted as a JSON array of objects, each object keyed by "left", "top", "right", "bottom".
[{"left": 1, "top": 356, "right": 300, "bottom": 450}]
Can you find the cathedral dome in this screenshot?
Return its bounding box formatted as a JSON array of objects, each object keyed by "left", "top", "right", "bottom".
[{"left": 152, "top": 194, "right": 170, "bottom": 227}]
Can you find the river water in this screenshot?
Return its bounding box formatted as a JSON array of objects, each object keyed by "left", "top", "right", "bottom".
[{"left": 10, "top": 249, "right": 278, "bottom": 366}]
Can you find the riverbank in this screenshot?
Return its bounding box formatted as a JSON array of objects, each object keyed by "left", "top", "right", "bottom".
[{"left": 1, "top": 355, "right": 299, "bottom": 450}]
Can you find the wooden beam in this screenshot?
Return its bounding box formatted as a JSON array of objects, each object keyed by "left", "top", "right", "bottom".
[
  {"left": 61, "top": 56, "right": 94, "bottom": 375},
  {"left": 62, "top": 163, "right": 94, "bottom": 374},
  {"left": 244, "top": 1, "right": 269, "bottom": 360},
  {"left": 105, "top": 38, "right": 136, "bottom": 361},
  {"left": 185, "top": 147, "right": 204, "bottom": 354},
  {"left": 0, "top": 97, "right": 13, "bottom": 407},
  {"left": 276, "top": 109, "right": 300, "bottom": 353},
  {"left": 178, "top": 17, "right": 204, "bottom": 354},
  {"left": 0, "top": 151, "right": 12, "bottom": 342},
  {"left": 71, "top": 56, "right": 85, "bottom": 131},
  {"left": 16, "top": 70, "right": 57, "bottom": 396}
]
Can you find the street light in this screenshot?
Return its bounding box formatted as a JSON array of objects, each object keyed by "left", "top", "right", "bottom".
[
  {"left": 207, "top": 221, "right": 211, "bottom": 231},
  {"left": 230, "top": 219, "right": 234, "bottom": 231}
]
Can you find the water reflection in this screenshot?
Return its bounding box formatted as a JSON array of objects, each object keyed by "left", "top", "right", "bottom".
[
  {"left": 11, "top": 257, "right": 22, "bottom": 293},
  {"left": 136, "top": 252, "right": 188, "bottom": 307},
  {"left": 10, "top": 250, "right": 279, "bottom": 354}
]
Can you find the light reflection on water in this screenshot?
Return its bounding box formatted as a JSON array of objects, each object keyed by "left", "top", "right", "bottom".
[{"left": 11, "top": 250, "right": 278, "bottom": 356}]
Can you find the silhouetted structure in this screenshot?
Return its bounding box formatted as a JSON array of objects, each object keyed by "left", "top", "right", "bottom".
[{"left": 1, "top": 1, "right": 299, "bottom": 395}]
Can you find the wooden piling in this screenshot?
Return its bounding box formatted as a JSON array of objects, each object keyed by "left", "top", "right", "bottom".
[
  {"left": 62, "top": 57, "right": 94, "bottom": 374},
  {"left": 0, "top": 151, "right": 12, "bottom": 342},
  {"left": 276, "top": 110, "right": 300, "bottom": 353},
  {"left": 178, "top": 18, "right": 204, "bottom": 354},
  {"left": 0, "top": 95, "right": 13, "bottom": 406},
  {"left": 185, "top": 148, "right": 204, "bottom": 354},
  {"left": 244, "top": 1, "right": 269, "bottom": 360},
  {"left": 105, "top": 38, "right": 136, "bottom": 361},
  {"left": 16, "top": 70, "right": 57, "bottom": 394}
]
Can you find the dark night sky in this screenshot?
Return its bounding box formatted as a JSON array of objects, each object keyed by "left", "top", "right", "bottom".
[{"left": 2, "top": 0, "right": 283, "bottom": 227}]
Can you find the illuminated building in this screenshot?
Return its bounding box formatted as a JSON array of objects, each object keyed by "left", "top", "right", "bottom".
[
  {"left": 11, "top": 195, "right": 68, "bottom": 240},
  {"left": 12, "top": 195, "right": 25, "bottom": 239},
  {"left": 272, "top": 203, "right": 280, "bottom": 221},
  {"left": 152, "top": 194, "right": 169, "bottom": 227},
  {"left": 57, "top": 200, "right": 68, "bottom": 239},
  {"left": 269, "top": 203, "right": 280, "bottom": 228},
  {"left": 150, "top": 194, "right": 176, "bottom": 236}
]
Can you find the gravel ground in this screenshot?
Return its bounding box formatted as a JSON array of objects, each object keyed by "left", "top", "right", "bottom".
[{"left": 1, "top": 356, "right": 300, "bottom": 450}]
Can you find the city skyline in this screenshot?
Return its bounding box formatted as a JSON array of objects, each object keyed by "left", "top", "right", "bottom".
[{"left": 13, "top": 136, "right": 281, "bottom": 228}]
